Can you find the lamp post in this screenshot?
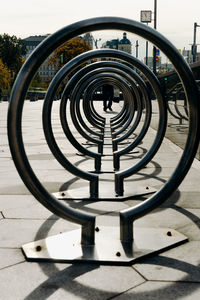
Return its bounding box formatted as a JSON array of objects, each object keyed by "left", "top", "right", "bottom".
[
  {"left": 153, "top": 0, "right": 157, "bottom": 74},
  {"left": 140, "top": 10, "right": 152, "bottom": 66},
  {"left": 140, "top": 1, "right": 157, "bottom": 73},
  {"left": 93, "top": 37, "right": 101, "bottom": 49},
  {"left": 135, "top": 40, "right": 139, "bottom": 58},
  {"left": 145, "top": 41, "right": 148, "bottom": 65},
  {"left": 193, "top": 22, "right": 200, "bottom": 62}
]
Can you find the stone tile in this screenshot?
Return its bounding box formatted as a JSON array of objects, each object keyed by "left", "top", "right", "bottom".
[
  {"left": 134, "top": 207, "right": 200, "bottom": 230},
  {"left": 130, "top": 166, "right": 176, "bottom": 178},
  {"left": 1, "top": 196, "right": 128, "bottom": 219},
  {"left": 0, "top": 135, "right": 9, "bottom": 146},
  {"left": 74, "top": 265, "right": 145, "bottom": 300},
  {"left": 63, "top": 200, "right": 129, "bottom": 216},
  {"left": 0, "top": 195, "right": 36, "bottom": 209},
  {"left": 178, "top": 174, "right": 200, "bottom": 192},
  {"left": 0, "top": 160, "right": 17, "bottom": 173},
  {"left": 0, "top": 248, "right": 25, "bottom": 270},
  {"left": 176, "top": 207, "right": 200, "bottom": 222},
  {"left": 0, "top": 177, "right": 32, "bottom": 195},
  {"left": 0, "top": 262, "right": 145, "bottom": 300},
  {"left": 161, "top": 190, "right": 200, "bottom": 208},
  {"left": 0, "top": 145, "right": 11, "bottom": 158},
  {"left": 0, "top": 218, "right": 79, "bottom": 248},
  {"left": 1, "top": 89, "right": 200, "bottom": 300},
  {"left": 124, "top": 199, "right": 144, "bottom": 208},
  {"left": 25, "top": 159, "right": 67, "bottom": 171},
  {"left": 96, "top": 212, "right": 120, "bottom": 228},
  {"left": 0, "top": 177, "right": 73, "bottom": 195},
  {"left": 113, "top": 281, "right": 200, "bottom": 300},
  {"left": 177, "top": 221, "right": 200, "bottom": 241},
  {"left": 2, "top": 200, "right": 56, "bottom": 220},
  {"left": 133, "top": 241, "right": 200, "bottom": 282},
  {"left": 123, "top": 177, "right": 166, "bottom": 191}
]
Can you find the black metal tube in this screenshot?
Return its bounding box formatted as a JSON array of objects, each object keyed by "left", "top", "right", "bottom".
[
  {"left": 7, "top": 17, "right": 200, "bottom": 246},
  {"left": 62, "top": 66, "right": 105, "bottom": 133}
]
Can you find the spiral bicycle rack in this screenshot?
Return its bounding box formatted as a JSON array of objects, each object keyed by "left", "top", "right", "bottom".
[
  {"left": 166, "top": 82, "right": 189, "bottom": 124},
  {"left": 7, "top": 17, "right": 200, "bottom": 264}
]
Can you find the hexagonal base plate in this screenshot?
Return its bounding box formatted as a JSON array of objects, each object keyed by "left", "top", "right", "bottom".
[
  {"left": 22, "top": 226, "right": 188, "bottom": 265},
  {"left": 53, "top": 185, "right": 156, "bottom": 200}
]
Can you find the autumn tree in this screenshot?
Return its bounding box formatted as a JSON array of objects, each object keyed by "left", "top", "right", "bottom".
[
  {"left": 0, "top": 58, "right": 11, "bottom": 90},
  {"left": 30, "top": 72, "right": 47, "bottom": 90},
  {"left": 48, "top": 37, "right": 92, "bottom": 68},
  {"left": 0, "top": 34, "right": 26, "bottom": 76}
]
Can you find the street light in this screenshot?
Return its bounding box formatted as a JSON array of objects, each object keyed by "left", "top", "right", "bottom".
[
  {"left": 140, "top": 0, "right": 157, "bottom": 74},
  {"left": 192, "top": 22, "right": 200, "bottom": 62},
  {"left": 140, "top": 10, "right": 152, "bottom": 66},
  {"left": 153, "top": 0, "right": 157, "bottom": 74},
  {"left": 93, "top": 37, "right": 101, "bottom": 49},
  {"left": 135, "top": 40, "right": 139, "bottom": 58}
]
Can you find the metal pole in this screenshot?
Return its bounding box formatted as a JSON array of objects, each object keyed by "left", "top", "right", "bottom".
[
  {"left": 193, "top": 22, "right": 197, "bottom": 62},
  {"left": 146, "top": 23, "right": 149, "bottom": 66},
  {"left": 146, "top": 41, "right": 148, "bottom": 65},
  {"left": 93, "top": 38, "right": 101, "bottom": 49},
  {"left": 136, "top": 40, "right": 139, "bottom": 58},
  {"left": 153, "top": 0, "right": 157, "bottom": 74}
]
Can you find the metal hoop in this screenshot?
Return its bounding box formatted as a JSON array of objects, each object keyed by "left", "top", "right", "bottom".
[{"left": 7, "top": 17, "right": 200, "bottom": 256}]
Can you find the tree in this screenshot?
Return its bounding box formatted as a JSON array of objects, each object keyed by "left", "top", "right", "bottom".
[
  {"left": 0, "top": 58, "right": 11, "bottom": 90},
  {"left": 30, "top": 72, "right": 47, "bottom": 90},
  {"left": 0, "top": 34, "right": 26, "bottom": 76},
  {"left": 48, "top": 37, "right": 92, "bottom": 68}
]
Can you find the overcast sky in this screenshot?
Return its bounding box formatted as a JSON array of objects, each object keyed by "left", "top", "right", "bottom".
[{"left": 1, "top": 0, "right": 200, "bottom": 60}]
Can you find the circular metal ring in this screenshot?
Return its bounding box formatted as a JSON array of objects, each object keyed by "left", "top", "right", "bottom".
[{"left": 7, "top": 17, "right": 200, "bottom": 244}]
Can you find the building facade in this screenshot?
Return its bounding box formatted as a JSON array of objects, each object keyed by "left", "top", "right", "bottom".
[
  {"left": 23, "top": 33, "right": 94, "bottom": 83},
  {"left": 23, "top": 35, "right": 58, "bottom": 82},
  {"left": 102, "top": 32, "right": 132, "bottom": 54},
  {"left": 118, "top": 32, "right": 132, "bottom": 54}
]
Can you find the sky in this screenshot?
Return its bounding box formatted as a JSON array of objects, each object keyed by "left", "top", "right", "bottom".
[{"left": 1, "top": 0, "right": 200, "bottom": 61}]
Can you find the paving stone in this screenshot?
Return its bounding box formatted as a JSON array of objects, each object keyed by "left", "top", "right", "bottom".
[
  {"left": 130, "top": 166, "right": 176, "bottom": 178},
  {"left": 134, "top": 207, "right": 200, "bottom": 231},
  {"left": 0, "top": 248, "right": 25, "bottom": 270},
  {"left": 0, "top": 135, "right": 9, "bottom": 145},
  {"left": 1, "top": 96, "right": 200, "bottom": 299},
  {"left": 0, "top": 145, "right": 11, "bottom": 158},
  {"left": 0, "top": 160, "right": 17, "bottom": 173},
  {"left": 162, "top": 190, "right": 200, "bottom": 208},
  {"left": 1, "top": 196, "right": 128, "bottom": 219},
  {"left": 177, "top": 221, "right": 200, "bottom": 241},
  {"left": 0, "top": 261, "right": 145, "bottom": 300},
  {"left": 62, "top": 200, "right": 129, "bottom": 216},
  {"left": 123, "top": 176, "right": 166, "bottom": 191},
  {"left": 1, "top": 197, "right": 57, "bottom": 220},
  {"left": 178, "top": 174, "right": 200, "bottom": 192},
  {"left": 0, "top": 178, "right": 32, "bottom": 195},
  {"left": 0, "top": 218, "right": 79, "bottom": 248},
  {"left": 96, "top": 212, "right": 120, "bottom": 228},
  {"left": 0, "top": 195, "right": 37, "bottom": 210},
  {"left": 133, "top": 241, "right": 200, "bottom": 282},
  {"left": 0, "top": 178, "right": 74, "bottom": 195},
  {"left": 113, "top": 281, "right": 200, "bottom": 300}
]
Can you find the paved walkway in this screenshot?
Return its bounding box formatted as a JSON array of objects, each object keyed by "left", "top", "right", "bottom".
[{"left": 0, "top": 100, "right": 200, "bottom": 299}]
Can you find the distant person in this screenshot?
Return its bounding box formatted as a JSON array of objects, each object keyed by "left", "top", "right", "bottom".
[{"left": 102, "top": 84, "right": 114, "bottom": 112}]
